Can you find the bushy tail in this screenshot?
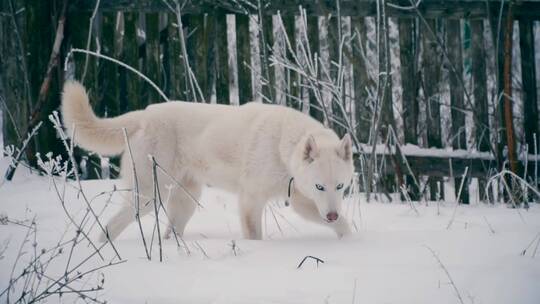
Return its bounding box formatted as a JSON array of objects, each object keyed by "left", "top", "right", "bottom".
[{"left": 61, "top": 81, "right": 142, "bottom": 156}]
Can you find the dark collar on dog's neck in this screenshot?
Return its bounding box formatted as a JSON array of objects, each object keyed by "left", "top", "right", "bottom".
[{"left": 286, "top": 177, "right": 294, "bottom": 206}]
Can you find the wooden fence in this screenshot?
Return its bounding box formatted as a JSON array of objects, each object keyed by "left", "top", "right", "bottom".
[{"left": 1, "top": 0, "right": 540, "bottom": 203}]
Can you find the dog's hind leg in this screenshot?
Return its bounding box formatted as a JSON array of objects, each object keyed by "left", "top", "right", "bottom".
[
  {"left": 98, "top": 194, "right": 154, "bottom": 242},
  {"left": 238, "top": 191, "right": 266, "bottom": 240},
  {"left": 164, "top": 177, "right": 201, "bottom": 238}
]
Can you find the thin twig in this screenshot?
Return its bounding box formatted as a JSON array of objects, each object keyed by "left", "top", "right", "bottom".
[
  {"left": 122, "top": 128, "right": 150, "bottom": 260},
  {"left": 67, "top": 48, "right": 169, "bottom": 102},
  {"left": 424, "top": 246, "right": 465, "bottom": 304},
  {"left": 297, "top": 255, "right": 325, "bottom": 269}
]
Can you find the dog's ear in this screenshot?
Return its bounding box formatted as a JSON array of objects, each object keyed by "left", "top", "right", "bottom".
[
  {"left": 303, "top": 135, "right": 319, "bottom": 163},
  {"left": 337, "top": 133, "right": 352, "bottom": 161}
]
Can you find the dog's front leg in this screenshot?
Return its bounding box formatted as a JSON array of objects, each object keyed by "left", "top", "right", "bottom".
[
  {"left": 238, "top": 191, "right": 266, "bottom": 240},
  {"left": 290, "top": 192, "right": 351, "bottom": 238}
]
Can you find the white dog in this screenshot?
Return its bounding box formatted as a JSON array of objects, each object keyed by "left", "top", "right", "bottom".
[{"left": 61, "top": 81, "right": 353, "bottom": 240}]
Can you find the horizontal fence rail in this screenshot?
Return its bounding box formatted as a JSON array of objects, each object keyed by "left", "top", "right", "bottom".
[{"left": 72, "top": 0, "right": 540, "bottom": 18}]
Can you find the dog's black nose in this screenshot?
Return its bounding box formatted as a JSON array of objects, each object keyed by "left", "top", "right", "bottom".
[{"left": 326, "top": 212, "right": 338, "bottom": 222}]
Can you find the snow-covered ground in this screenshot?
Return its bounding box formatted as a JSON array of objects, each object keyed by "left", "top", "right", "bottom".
[{"left": 1, "top": 158, "right": 539, "bottom": 304}]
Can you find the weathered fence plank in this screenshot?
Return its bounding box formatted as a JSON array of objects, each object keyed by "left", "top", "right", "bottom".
[
  {"left": 186, "top": 14, "right": 213, "bottom": 102},
  {"left": 470, "top": 19, "right": 491, "bottom": 201},
  {"left": 145, "top": 13, "right": 162, "bottom": 104},
  {"left": 470, "top": 20, "right": 490, "bottom": 152},
  {"left": 120, "top": 13, "right": 140, "bottom": 110},
  {"left": 421, "top": 18, "right": 444, "bottom": 200},
  {"left": 446, "top": 19, "right": 469, "bottom": 203},
  {"left": 0, "top": 0, "right": 28, "bottom": 148},
  {"left": 260, "top": 15, "right": 274, "bottom": 103},
  {"left": 283, "top": 15, "right": 300, "bottom": 109},
  {"left": 215, "top": 11, "right": 230, "bottom": 104},
  {"left": 489, "top": 6, "right": 508, "bottom": 169},
  {"left": 307, "top": 16, "right": 324, "bottom": 123},
  {"left": 236, "top": 14, "right": 252, "bottom": 104},
  {"left": 519, "top": 19, "right": 539, "bottom": 152},
  {"left": 328, "top": 16, "right": 347, "bottom": 137},
  {"left": 399, "top": 18, "right": 420, "bottom": 199},
  {"left": 351, "top": 16, "right": 370, "bottom": 143},
  {"left": 100, "top": 12, "right": 120, "bottom": 117},
  {"left": 399, "top": 19, "right": 419, "bottom": 145}
]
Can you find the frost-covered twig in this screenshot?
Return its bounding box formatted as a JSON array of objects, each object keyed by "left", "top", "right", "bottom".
[
  {"left": 0, "top": 95, "right": 22, "bottom": 140},
  {"left": 49, "top": 112, "right": 121, "bottom": 259},
  {"left": 456, "top": 166, "right": 469, "bottom": 204},
  {"left": 297, "top": 255, "right": 325, "bottom": 269},
  {"left": 521, "top": 232, "right": 540, "bottom": 258},
  {"left": 483, "top": 216, "right": 496, "bottom": 234},
  {"left": 150, "top": 155, "right": 163, "bottom": 262},
  {"left": 162, "top": 0, "right": 205, "bottom": 101},
  {"left": 81, "top": 0, "right": 101, "bottom": 82},
  {"left": 153, "top": 159, "right": 204, "bottom": 208},
  {"left": 2, "top": 121, "right": 42, "bottom": 184},
  {"left": 66, "top": 48, "right": 169, "bottom": 102},
  {"left": 486, "top": 169, "right": 540, "bottom": 210},
  {"left": 0, "top": 215, "right": 123, "bottom": 304},
  {"left": 534, "top": 133, "right": 538, "bottom": 188},
  {"left": 122, "top": 128, "right": 150, "bottom": 260},
  {"left": 424, "top": 246, "right": 465, "bottom": 304},
  {"left": 400, "top": 184, "right": 419, "bottom": 216}
]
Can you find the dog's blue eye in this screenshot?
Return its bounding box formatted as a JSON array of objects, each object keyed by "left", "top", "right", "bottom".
[
  {"left": 315, "top": 184, "right": 325, "bottom": 191},
  {"left": 336, "top": 183, "right": 344, "bottom": 190}
]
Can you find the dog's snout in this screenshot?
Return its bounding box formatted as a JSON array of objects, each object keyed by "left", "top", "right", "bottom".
[{"left": 326, "top": 212, "right": 338, "bottom": 222}]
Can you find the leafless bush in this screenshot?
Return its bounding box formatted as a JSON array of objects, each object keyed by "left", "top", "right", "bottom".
[{"left": 0, "top": 209, "right": 124, "bottom": 304}]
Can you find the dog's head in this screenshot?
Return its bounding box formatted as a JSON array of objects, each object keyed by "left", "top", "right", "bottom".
[{"left": 293, "top": 133, "right": 354, "bottom": 223}]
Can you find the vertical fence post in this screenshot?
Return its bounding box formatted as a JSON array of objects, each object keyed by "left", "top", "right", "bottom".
[
  {"left": 101, "top": 12, "right": 121, "bottom": 178},
  {"left": 421, "top": 18, "right": 444, "bottom": 200},
  {"left": 215, "top": 10, "right": 230, "bottom": 104},
  {"left": 145, "top": 13, "right": 162, "bottom": 104},
  {"left": 283, "top": 15, "right": 300, "bottom": 109},
  {"left": 352, "top": 16, "right": 370, "bottom": 143},
  {"left": 0, "top": 0, "right": 28, "bottom": 148},
  {"left": 261, "top": 14, "right": 274, "bottom": 103},
  {"left": 519, "top": 19, "right": 539, "bottom": 154},
  {"left": 398, "top": 18, "right": 420, "bottom": 200},
  {"left": 328, "top": 15, "right": 347, "bottom": 137},
  {"left": 307, "top": 16, "right": 324, "bottom": 122},
  {"left": 167, "top": 12, "right": 188, "bottom": 101},
  {"left": 26, "top": 0, "right": 61, "bottom": 166},
  {"left": 186, "top": 14, "right": 210, "bottom": 102},
  {"left": 236, "top": 14, "right": 252, "bottom": 104},
  {"left": 101, "top": 12, "right": 120, "bottom": 117},
  {"left": 205, "top": 13, "right": 217, "bottom": 103},
  {"left": 489, "top": 4, "right": 508, "bottom": 170},
  {"left": 122, "top": 12, "right": 142, "bottom": 110},
  {"left": 447, "top": 19, "right": 469, "bottom": 204},
  {"left": 470, "top": 19, "right": 491, "bottom": 202}
]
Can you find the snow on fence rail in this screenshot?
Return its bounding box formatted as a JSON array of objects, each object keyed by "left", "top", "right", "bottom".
[{"left": 1, "top": 0, "right": 540, "bottom": 202}]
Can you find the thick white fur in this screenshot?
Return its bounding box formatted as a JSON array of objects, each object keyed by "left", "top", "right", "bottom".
[{"left": 61, "top": 81, "right": 354, "bottom": 240}]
